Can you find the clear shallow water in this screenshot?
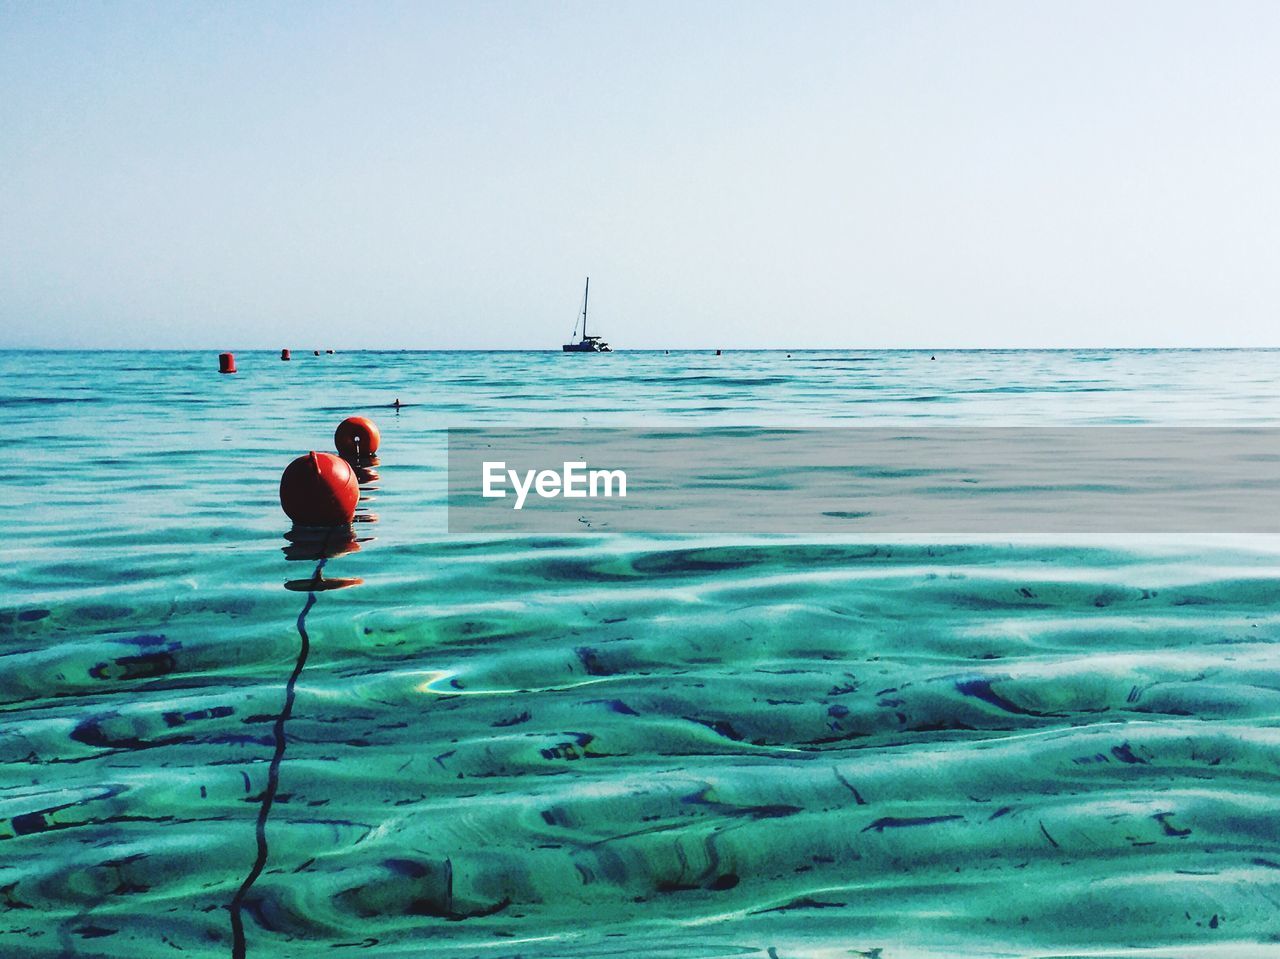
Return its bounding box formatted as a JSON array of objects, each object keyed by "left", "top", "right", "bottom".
[{"left": 2, "top": 349, "right": 1280, "bottom": 959}]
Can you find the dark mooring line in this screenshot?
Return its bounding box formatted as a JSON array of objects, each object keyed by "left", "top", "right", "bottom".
[{"left": 229, "top": 556, "right": 325, "bottom": 959}]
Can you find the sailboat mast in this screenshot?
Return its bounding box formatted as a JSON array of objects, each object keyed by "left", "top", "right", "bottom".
[{"left": 582, "top": 277, "right": 590, "bottom": 338}]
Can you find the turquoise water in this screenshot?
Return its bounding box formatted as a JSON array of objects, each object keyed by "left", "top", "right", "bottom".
[{"left": 3, "top": 349, "right": 1280, "bottom": 959}]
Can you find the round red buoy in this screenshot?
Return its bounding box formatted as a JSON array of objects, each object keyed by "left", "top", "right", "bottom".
[
  {"left": 334, "top": 416, "right": 380, "bottom": 461},
  {"left": 219, "top": 352, "right": 236, "bottom": 374},
  {"left": 279, "top": 451, "right": 359, "bottom": 526},
  {"left": 281, "top": 349, "right": 291, "bottom": 361}
]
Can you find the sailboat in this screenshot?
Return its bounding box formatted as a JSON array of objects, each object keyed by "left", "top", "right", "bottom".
[{"left": 562, "top": 277, "right": 612, "bottom": 352}]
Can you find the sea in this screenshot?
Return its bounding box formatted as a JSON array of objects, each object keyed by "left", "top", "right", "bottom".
[{"left": 2, "top": 349, "right": 1280, "bottom": 959}]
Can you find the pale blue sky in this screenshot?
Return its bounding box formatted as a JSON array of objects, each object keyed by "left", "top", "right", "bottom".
[{"left": 2, "top": 1, "right": 1278, "bottom": 349}]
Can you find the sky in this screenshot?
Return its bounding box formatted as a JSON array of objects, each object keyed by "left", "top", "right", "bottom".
[{"left": 1, "top": 0, "right": 1279, "bottom": 350}]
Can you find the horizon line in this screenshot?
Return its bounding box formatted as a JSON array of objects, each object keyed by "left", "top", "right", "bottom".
[{"left": 4, "top": 346, "right": 1280, "bottom": 353}]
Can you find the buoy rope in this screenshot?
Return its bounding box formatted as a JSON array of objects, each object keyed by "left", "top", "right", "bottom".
[{"left": 229, "top": 546, "right": 329, "bottom": 958}]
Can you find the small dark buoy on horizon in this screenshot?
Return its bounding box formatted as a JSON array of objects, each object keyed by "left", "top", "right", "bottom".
[
  {"left": 326, "top": 349, "right": 335, "bottom": 354},
  {"left": 313, "top": 349, "right": 321, "bottom": 356},
  {"left": 218, "top": 352, "right": 236, "bottom": 374},
  {"left": 335, "top": 416, "right": 380, "bottom": 461},
  {"left": 280, "top": 451, "right": 359, "bottom": 526},
  {"left": 716, "top": 349, "right": 722, "bottom": 356},
  {"left": 281, "top": 348, "right": 291, "bottom": 361},
  {"left": 931, "top": 355, "right": 936, "bottom": 361}
]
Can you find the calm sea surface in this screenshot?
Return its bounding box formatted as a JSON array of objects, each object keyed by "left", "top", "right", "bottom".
[{"left": 2, "top": 349, "right": 1280, "bottom": 959}]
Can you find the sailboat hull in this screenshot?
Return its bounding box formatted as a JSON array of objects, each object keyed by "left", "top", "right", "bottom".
[{"left": 562, "top": 340, "right": 612, "bottom": 353}]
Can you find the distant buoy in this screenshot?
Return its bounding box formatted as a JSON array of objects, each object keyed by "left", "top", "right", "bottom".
[
  {"left": 281, "top": 349, "right": 291, "bottom": 361},
  {"left": 313, "top": 350, "right": 320, "bottom": 356},
  {"left": 334, "top": 416, "right": 380, "bottom": 461},
  {"left": 326, "top": 349, "right": 335, "bottom": 354},
  {"left": 280, "top": 452, "right": 359, "bottom": 526},
  {"left": 715, "top": 349, "right": 722, "bottom": 356},
  {"left": 219, "top": 352, "right": 236, "bottom": 374}
]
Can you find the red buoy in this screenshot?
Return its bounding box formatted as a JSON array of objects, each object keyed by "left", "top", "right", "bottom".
[
  {"left": 219, "top": 352, "right": 236, "bottom": 373},
  {"left": 281, "top": 349, "right": 291, "bottom": 361},
  {"left": 334, "top": 416, "right": 380, "bottom": 461},
  {"left": 279, "top": 451, "right": 359, "bottom": 526}
]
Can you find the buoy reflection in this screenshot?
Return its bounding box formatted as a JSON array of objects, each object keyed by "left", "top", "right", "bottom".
[
  {"left": 281, "top": 518, "right": 376, "bottom": 590},
  {"left": 282, "top": 525, "right": 364, "bottom": 561},
  {"left": 353, "top": 454, "right": 379, "bottom": 487},
  {"left": 282, "top": 525, "right": 366, "bottom": 591},
  {"left": 284, "top": 571, "right": 363, "bottom": 592}
]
